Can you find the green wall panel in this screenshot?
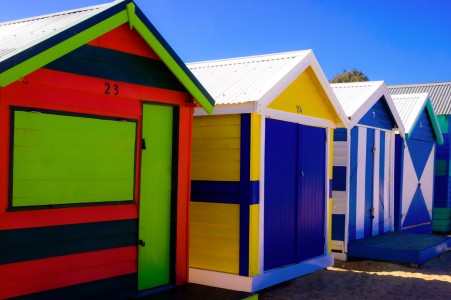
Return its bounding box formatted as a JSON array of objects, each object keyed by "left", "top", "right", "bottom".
[
  {"left": 437, "top": 115, "right": 448, "bottom": 134},
  {"left": 12, "top": 110, "right": 136, "bottom": 207},
  {"left": 138, "top": 104, "right": 173, "bottom": 290},
  {"left": 435, "top": 159, "right": 447, "bottom": 176}
]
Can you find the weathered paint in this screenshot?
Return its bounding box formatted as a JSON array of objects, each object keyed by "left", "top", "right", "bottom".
[{"left": 267, "top": 67, "right": 340, "bottom": 123}]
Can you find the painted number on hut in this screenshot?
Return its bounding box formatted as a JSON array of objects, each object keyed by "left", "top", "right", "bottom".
[
  {"left": 104, "top": 82, "right": 119, "bottom": 95},
  {"left": 296, "top": 105, "right": 303, "bottom": 114}
]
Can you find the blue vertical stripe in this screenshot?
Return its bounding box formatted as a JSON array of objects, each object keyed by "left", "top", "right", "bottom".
[
  {"left": 364, "top": 128, "right": 375, "bottom": 238},
  {"left": 349, "top": 127, "right": 359, "bottom": 241},
  {"left": 239, "top": 114, "right": 251, "bottom": 276},
  {"left": 379, "top": 131, "right": 385, "bottom": 235},
  {"left": 394, "top": 135, "right": 404, "bottom": 231}
]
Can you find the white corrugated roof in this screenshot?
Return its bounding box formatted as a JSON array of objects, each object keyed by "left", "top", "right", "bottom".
[
  {"left": 391, "top": 93, "right": 428, "bottom": 134},
  {"left": 331, "top": 81, "right": 385, "bottom": 118},
  {"left": 389, "top": 82, "right": 451, "bottom": 115},
  {"left": 187, "top": 50, "right": 311, "bottom": 105},
  {"left": 0, "top": 1, "right": 118, "bottom": 61}
]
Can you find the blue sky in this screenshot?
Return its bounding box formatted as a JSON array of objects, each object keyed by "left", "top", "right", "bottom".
[{"left": 1, "top": 0, "right": 450, "bottom": 84}]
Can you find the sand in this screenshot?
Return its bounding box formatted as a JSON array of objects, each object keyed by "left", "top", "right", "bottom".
[{"left": 259, "top": 250, "right": 451, "bottom": 299}]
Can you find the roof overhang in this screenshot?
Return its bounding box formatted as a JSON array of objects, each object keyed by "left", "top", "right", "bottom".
[
  {"left": 194, "top": 50, "right": 348, "bottom": 128},
  {"left": 350, "top": 82, "right": 405, "bottom": 136},
  {"left": 0, "top": 0, "right": 215, "bottom": 113},
  {"left": 407, "top": 97, "right": 444, "bottom": 145}
]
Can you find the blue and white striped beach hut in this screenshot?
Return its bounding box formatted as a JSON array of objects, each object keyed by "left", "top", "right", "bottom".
[
  {"left": 392, "top": 93, "right": 443, "bottom": 234},
  {"left": 330, "top": 81, "right": 404, "bottom": 260}
]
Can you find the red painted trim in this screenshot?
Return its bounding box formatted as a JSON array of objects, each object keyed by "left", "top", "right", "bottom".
[
  {"left": 4, "top": 69, "right": 190, "bottom": 109},
  {"left": 0, "top": 205, "right": 137, "bottom": 230},
  {"left": 87, "top": 24, "right": 159, "bottom": 60},
  {"left": 0, "top": 246, "right": 137, "bottom": 299},
  {"left": 175, "top": 106, "right": 194, "bottom": 285}
]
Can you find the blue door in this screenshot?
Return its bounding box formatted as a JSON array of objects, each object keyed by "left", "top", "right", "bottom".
[
  {"left": 264, "top": 119, "right": 326, "bottom": 271},
  {"left": 297, "top": 125, "right": 326, "bottom": 261}
]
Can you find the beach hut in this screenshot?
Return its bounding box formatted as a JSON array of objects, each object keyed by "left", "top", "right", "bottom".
[
  {"left": 0, "top": 1, "right": 215, "bottom": 299},
  {"left": 330, "top": 81, "right": 404, "bottom": 260},
  {"left": 391, "top": 93, "right": 443, "bottom": 234},
  {"left": 186, "top": 50, "right": 348, "bottom": 292},
  {"left": 389, "top": 82, "right": 451, "bottom": 233}
]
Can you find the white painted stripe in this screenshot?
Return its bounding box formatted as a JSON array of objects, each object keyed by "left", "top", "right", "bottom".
[
  {"left": 261, "top": 107, "right": 336, "bottom": 129},
  {"left": 355, "top": 127, "right": 367, "bottom": 239},
  {"left": 388, "top": 132, "right": 396, "bottom": 232},
  {"left": 333, "top": 141, "right": 348, "bottom": 166},
  {"left": 383, "top": 133, "right": 391, "bottom": 232},
  {"left": 420, "top": 146, "right": 435, "bottom": 219},
  {"left": 251, "top": 254, "right": 334, "bottom": 292},
  {"left": 190, "top": 254, "right": 335, "bottom": 293},
  {"left": 189, "top": 268, "right": 252, "bottom": 292},
  {"left": 332, "top": 191, "right": 347, "bottom": 214},
  {"left": 402, "top": 145, "right": 418, "bottom": 225},
  {"left": 259, "top": 116, "right": 266, "bottom": 274},
  {"left": 373, "top": 130, "right": 380, "bottom": 236}
]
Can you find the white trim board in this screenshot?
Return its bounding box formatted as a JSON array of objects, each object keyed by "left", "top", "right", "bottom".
[{"left": 189, "top": 254, "right": 334, "bottom": 292}]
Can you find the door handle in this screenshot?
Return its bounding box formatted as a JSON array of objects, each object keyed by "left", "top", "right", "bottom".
[{"left": 138, "top": 240, "right": 146, "bottom": 247}]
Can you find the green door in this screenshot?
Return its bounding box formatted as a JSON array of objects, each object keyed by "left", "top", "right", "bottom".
[{"left": 138, "top": 104, "right": 174, "bottom": 291}]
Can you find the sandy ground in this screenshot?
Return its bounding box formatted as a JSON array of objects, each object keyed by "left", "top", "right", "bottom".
[{"left": 259, "top": 249, "right": 451, "bottom": 299}]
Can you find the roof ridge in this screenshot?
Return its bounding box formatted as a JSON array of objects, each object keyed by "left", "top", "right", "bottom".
[
  {"left": 0, "top": 1, "right": 119, "bottom": 27},
  {"left": 187, "top": 50, "right": 311, "bottom": 67},
  {"left": 388, "top": 81, "right": 451, "bottom": 87}
]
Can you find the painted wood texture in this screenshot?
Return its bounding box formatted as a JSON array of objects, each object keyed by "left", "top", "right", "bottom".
[
  {"left": 346, "top": 127, "right": 392, "bottom": 242},
  {"left": 264, "top": 119, "right": 326, "bottom": 270},
  {"left": 332, "top": 130, "right": 348, "bottom": 241},
  {"left": 358, "top": 97, "right": 396, "bottom": 130},
  {"left": 409, "top": 108, "right": 436, "bottom": 142},
  {"left": 0, "top": 247, "right": 136, "bottom": 299},
  {"left": 0, "top": 22, "right": 195, "bottom": 298},
  {"left": 347, "top": 232, "right": 451, "bottom": 265},
  {"left": 138, "top": 104, "right": 173, "bottom": 290},
  {"left": 11, "top": 110, "right": 136, "bottom": 207},
  {"left": 189, "top": 202, "right": 240, "bottom": 274},
  {"left": 267, "top": 66, "right": 340, "bottom": 123},
  {"left": 192, "top": 115, "right": 241, "bottom": 181}
]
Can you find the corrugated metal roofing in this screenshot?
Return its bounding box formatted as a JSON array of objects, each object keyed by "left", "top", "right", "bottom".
[
  {"left": 391, "top": 93, "right": 428, "bottom": 134},
  {"left": 388, "top": 82, "right": 451, "bottom": 115},
  {"left": 0, "top": 1, "right": 116, "bottom": 61},
  {"left": 331, "top": 81, "right": 385, "bottom": 118},
  {"left": 187, "top": 50, "right": 311, "bottom": 105}
]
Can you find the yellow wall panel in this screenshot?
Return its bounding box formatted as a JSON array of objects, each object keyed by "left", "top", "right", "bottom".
[
  {"left": 189, "top": 202, "right": 240, "bottom": 274},
  {"left": 192, "top": 115, "right": 241, "bottom": 181},
  {"left": 249, "top": 204, "right": 260, "bottom": 276},
  {"left": 267, "top": 67, "right": 340, "bottom": 123},
  {"left": 250, "top": 114, "right": 261, "bottom": 181}
]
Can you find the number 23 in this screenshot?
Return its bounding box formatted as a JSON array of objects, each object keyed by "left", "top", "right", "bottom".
[{"left": 105, "top": 82, "right": 119, "bottom": 95}]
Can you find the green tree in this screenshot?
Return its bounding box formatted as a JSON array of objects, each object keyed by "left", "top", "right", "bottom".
[{"left": 330, "top": 69, "right": 369, "bottom": 83}]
